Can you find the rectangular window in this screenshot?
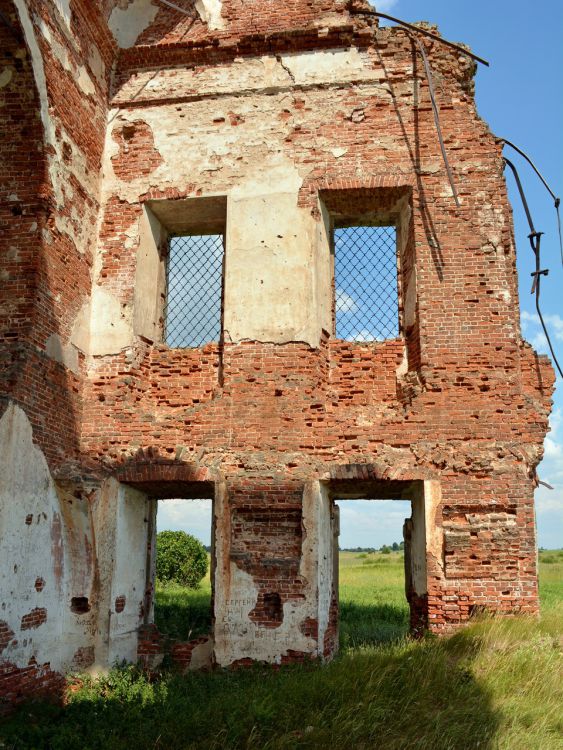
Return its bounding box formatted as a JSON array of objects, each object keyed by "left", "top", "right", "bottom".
[
  {"left": 164, "top": 233, "right": 224, "bottom": 348},
  {"left": 334, "top": 224, "right": 399, "bottom": 341}
]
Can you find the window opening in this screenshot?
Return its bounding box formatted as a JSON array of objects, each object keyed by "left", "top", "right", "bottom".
[
  {"left": 164, "top": 234, "right": 224, "bottom": 348},
  {"left": 336, "top": 498, "right": 411, "bottom": 649},
  {"left": 153, "top": 498, "right": 213, "bottom": 640},
  {"left": 334, "top": 225, "right": 399, "bottom": 341}
]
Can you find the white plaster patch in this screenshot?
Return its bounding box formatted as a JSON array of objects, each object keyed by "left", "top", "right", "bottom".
[
  {"left": 0, "top": 67, "right": 14, "bottom": 88},
  {"left": 52, "top": 0, "right": 71, "bottom": 28},
  {"left": 230, "top": 157, "right": 303, "bottom": 200},
  {"left": 108, "top": 0, "right": 159, "bottom": 49},
  {"left": 37, "top": 14, "right": 96, "bottom": 96},
  {"left": 71, "top": 287, "right": 134, "bottom": 357},
  {"left": 214, "top": 565, "right": 317, "bottom": 665},
  {"left": 0, "top": 404, "right": 67, "bottom": 671},
  {"left": 280, "top": 48, "right": 370, "bottom": 85},
  {"left": 87, "top": 44, "right": 106, "bottom": 89},
  {"left": 76, "top": 65, "right": 96, "bottom": 96},
  {"left": 45, "top": 333, "right": 79, "bottom": 374},
  {"left": 195, "top": 0, "right": 225, "bottom": 30},
  {"left": 13, "top": 1, "right": 55, "bottom": 148},
  {"left": 107, "top": 485, "right": 150, "bottom": 665}
]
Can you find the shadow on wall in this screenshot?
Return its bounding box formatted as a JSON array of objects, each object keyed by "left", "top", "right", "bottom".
[
  {"left": 0, "top": 0, "right": 83, "bottom": 469},
  {"left": 0, "top": 603, "right": 500, "bottom": 749}
]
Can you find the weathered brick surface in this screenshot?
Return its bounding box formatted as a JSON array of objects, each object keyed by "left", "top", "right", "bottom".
[
  {"left": 0, "top": 660, "right": 65, "bottom": 716},
  {"left": 0, "top": 0, "right": 555, "bottom": 707},
  {"left": 20, "top": 607, "right": 47, "bottom": 631}
]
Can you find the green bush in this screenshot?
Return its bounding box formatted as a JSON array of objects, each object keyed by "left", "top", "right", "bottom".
[{"left": 156, "top": 530, "right": 208, "bottom": 588}]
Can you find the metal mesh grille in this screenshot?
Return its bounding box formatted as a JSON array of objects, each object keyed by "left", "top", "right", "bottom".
[
  {"left": 164, "top": 234, "right": 224, "bottom": 348},
  {"left": 334, "top": 225, "right": 399, "bottom": 341}
]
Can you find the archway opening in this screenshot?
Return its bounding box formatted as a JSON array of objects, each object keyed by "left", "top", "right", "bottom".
[
  {"left": 153, "top": 497, "right": 213, "bottom": 641},
  {"left": 337, "top": 498, "right": 412, "bottom": 649},
  {"left": 326, "top": 478, "right": 427, "bottom": 652}
]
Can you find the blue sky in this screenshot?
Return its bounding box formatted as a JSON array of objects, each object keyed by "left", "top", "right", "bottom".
[
  {"left": 158, "top": 0, "right": 562, "bottom": 549},
  {"left": 375, "top": 0, "right": 563, "bottom": 549}
]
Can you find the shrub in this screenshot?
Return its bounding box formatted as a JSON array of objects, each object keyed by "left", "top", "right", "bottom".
[{"left": 156, "top": 530, "right": 208, "bottom": 588}]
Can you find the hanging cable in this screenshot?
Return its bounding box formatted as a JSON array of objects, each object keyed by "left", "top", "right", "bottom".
[
  {"left": 504, "top": 157, "right": 563, "bottom": 379},
  {"left": 501, "top": 139, "right": 563, "bottom": 270},
  {"left": 414, "top": 38, "right": 460, "bottom": 207},
  {"left": 350, "top": 9, "right": 489, "bottom": 67},
  {"left": 154, "top": 0, "right": 193, "bottom": 15}
]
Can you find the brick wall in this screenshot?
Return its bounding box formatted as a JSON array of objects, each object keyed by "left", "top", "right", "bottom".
[{"left": 0, "top": 0, "right": 555, "bottom": 706}]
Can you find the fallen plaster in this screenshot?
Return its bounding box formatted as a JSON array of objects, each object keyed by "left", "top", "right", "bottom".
[
  {"left": 195, "top": 0, "right": 225, "bottom": 30},
  {"left": 108, "top": 0, "right": 159, "bottom": 49}
]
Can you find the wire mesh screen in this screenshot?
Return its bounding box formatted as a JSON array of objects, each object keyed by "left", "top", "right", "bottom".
[
  {"left": 334, "top": 225, "right": 399, "bottom": 341},
  {"left": 164, "top": 234, "right": 224, "bottom": 348}
]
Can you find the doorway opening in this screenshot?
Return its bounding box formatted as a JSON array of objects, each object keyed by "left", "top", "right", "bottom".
[
  {"left": 149, "top": 494, "right": 214, "bottom": 642},
  {"left": 330, "top": 479, "right": 427, "bottom": 651}
]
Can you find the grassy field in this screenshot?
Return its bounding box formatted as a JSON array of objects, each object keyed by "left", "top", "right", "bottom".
[{"left": 1, "top": 550, "right": 562, "bottom": 749}]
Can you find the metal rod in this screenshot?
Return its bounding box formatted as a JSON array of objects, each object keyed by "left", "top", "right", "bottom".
[
  {"left": 155, "top": 0, "right": 193, "bottom": 16},
  {"left": 504, "top": 158, "right": 536, "bottom": 234},
  {"left": 501, "top": 139, "right": 558, "bottom": 202},
  {"left": 350, "top": 10, "right": 490, "bottom": 67},
  {"left": 416, "top": 39, "right": 460, "bottom": 207},
  {"left": 531, "top": 232, "right": 563, "bottom": 379},
  {"left": 504, "top": 158, "right": 563, "bottom": 379},
  {"left": 502, "top": 139, "right": 563, "bottom": 269}
]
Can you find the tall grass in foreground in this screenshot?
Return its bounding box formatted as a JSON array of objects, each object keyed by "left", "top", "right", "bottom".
[{"left": 1, "top": 551, "right": 561, "bottom": 750}]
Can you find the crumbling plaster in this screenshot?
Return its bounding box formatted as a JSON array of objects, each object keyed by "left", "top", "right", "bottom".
[
  {"left": 91, "top": 48, "right": 422, "bottom": 353},
  {"left": 213, "top": 481, "right": 332, "bottom": 666},
  {"left": 1, "top": 0, "right": 555, "bottom": 699},
  {"left": 0, "top": 404, "right": 90, "bottom": 674},
  {"left": 13, "top": 1, "right": 101, "bottom": 259},
  {"left": 108, "top": 0, "right": 160, "bottom": 49}
]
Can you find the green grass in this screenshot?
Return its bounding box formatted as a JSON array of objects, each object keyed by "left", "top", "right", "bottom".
[
  {"left": 154, "top": 562, "right": 212, "bottom": 640},
  {"left": 339, "top": 550, "right": 409, "bottom": 648},
  {"left": 1, "top": 551, "right": 561, "bottom": 750}
]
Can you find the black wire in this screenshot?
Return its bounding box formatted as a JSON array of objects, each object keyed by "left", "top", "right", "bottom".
[
  {"left": 504, "top": 158, "right": 563, "bottom": 379},
  {"left": 350, "top": 9, "right": 490, "bottom": 66},
  {"left": 530, "top": 232, "right": 562, "bottom": 378},
  {"left": 504, "top": 158, "right": 535, "bottom": 233},
  {"left": 501, "top": 139, "right": 557, "bottom": 201},
  {"left": 557, "top": 201, "right": 563, "bottom": 269},
  {"left": 501, "top": 139, "right": 563, "bottom": 270}
]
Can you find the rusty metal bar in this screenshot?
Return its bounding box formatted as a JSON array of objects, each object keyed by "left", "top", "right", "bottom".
[
  {"left": 351, "top": 10, "right": 490, "bottom": 67},
  {"left": 416, "top": 39, "right": 460, "bottom": 208}
]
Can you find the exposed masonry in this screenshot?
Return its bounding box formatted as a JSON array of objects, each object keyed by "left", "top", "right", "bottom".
[{"left": 0, "top": 0, "right": 554, "bottom": 710}]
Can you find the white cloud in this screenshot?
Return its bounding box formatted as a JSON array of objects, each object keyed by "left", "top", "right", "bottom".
[
  {"left": 344, "top": 329, "right": 386, "bottom": 343},
  {"left": 335, "top": 289, "right": 358, "bottom": 313},
  {"left": 521, "top": 309, "right": 563, "bottom": 353},
  {"left": 337, "top": 499, "right": 411, "bottom": 548},
  {"left": 370, "top": 0, "right": 399, "bottom": 12},
  {"left": 157, "top": 498, "right": 212, "bottom": 545}
]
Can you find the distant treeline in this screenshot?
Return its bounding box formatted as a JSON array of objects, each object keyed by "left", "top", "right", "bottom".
[{"left": 340, "top": 541, "right": 405, "bottom": 553}]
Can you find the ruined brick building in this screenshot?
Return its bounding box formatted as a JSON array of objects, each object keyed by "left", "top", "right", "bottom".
[{"left": 0, "top": 0, "right": 554, "bottom": 707}]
